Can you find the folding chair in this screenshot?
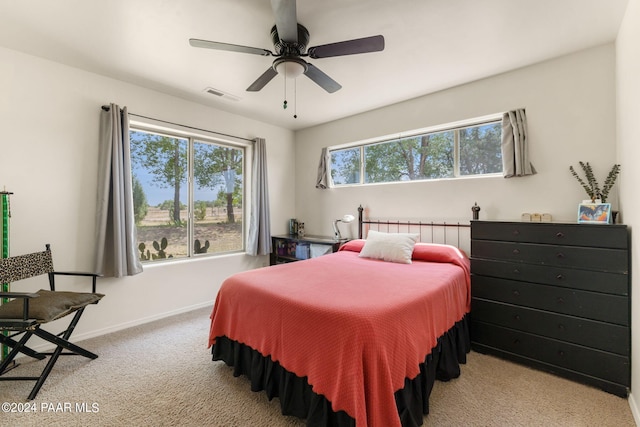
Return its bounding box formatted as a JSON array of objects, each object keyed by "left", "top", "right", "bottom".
[{"left": 0, "top": 244, "right": 103, "bottom": 400}]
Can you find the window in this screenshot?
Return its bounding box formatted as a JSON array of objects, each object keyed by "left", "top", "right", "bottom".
[
  {"left": 130, "top": 127, "right": 245, "bottom": 262},
  {"left": 330, "top": 119, "right": 502, "bottom": 186}
]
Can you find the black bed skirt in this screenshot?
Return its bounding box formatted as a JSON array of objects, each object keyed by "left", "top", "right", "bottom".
[{"left": 212, "top": 315, "right": 470, "bottom": 427}]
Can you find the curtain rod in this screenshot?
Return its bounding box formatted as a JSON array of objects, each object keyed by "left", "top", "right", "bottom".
[{"left": 101, "top": 105, "right": 254, "bottom": 143}]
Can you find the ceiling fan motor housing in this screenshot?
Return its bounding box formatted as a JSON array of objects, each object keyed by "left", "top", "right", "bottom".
[{"left": 270, "top": 24, "right": 310, "bottom": 56}]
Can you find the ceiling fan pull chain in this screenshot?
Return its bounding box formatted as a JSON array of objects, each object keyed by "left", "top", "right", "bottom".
[
  {"left": 283, "top": 67, "right": 288, "bottom": 109},
  {"left": 294, "top": 79, "right": 298, "bottom": 119}
]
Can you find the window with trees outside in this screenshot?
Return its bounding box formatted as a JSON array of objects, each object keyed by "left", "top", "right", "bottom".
[
  {"left": 330, "top": 120, "right": 503, "bottom": 186},
  {"left": 130, "top": 127, "right": 245, "bottom": 262}
]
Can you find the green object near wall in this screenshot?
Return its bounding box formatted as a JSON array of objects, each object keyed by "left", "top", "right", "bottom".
[{"left": 1, "top": 190, "right": 12, "bottom": 361}]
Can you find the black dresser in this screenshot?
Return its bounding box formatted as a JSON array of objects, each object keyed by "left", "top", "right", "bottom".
[{"left": 470, "top": 220, "right": 630, "bottom": 397}]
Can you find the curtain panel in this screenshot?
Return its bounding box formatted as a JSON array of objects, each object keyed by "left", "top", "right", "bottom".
[
  {"left": 247, "top": 138, "right": 272, "bottom": 256},
  {"left": 95, "top": 104, "right": 143, "bottom": 277},
  {"left": 501, "top": 109, "right": 536, "bottom": 178},
  {"left": 316, "top": 147, "right": 330, "bottom": 189}
]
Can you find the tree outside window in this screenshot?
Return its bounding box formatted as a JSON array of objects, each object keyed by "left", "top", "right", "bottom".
[
  {"left": 330, "top": 147, "right": 360, "bottom": 185},
  {"left": 459, "top": 123, "right": 502, "bottom": 175}
]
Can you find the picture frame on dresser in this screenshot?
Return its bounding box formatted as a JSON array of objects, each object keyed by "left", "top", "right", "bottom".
[{"left": 577, "top": 202, "right": 611, "bottom": 224}]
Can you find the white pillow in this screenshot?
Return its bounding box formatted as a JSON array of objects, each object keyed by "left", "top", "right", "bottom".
[{"left": 358, "top": 230, "right": 418, "bottom": 264}]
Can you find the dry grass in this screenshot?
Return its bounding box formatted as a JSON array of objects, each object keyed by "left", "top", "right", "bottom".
[{"left": 136, "top": 207, "right": 243, "bottom": 258}]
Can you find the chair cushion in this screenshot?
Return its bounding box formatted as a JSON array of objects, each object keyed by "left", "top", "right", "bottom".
[{"left": 0, "top": 289, "right": 104, "bottom": 323}]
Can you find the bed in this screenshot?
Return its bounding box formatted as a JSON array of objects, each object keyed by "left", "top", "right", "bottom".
[{"left": 209, "top": 208, "right": 472, "bottom": 427}]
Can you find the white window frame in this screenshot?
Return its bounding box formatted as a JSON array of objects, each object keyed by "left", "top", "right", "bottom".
[{"left": 129, "top": 118, "right": 252, "bottom": 262}]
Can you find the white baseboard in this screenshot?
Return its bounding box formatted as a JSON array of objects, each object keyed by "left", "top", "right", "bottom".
[
  {"left": 12, "top": 300, "right": 214, "bottom": 356},
  {"left": 629, "top": 392, "right": 640, "bottom": 426},
  {"left": 77, "top": 300, "right": 214, "bottom": 341}
]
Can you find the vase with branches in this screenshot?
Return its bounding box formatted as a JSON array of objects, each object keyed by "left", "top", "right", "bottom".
[{"left": 569, "top": 162, "right": 621, "bottom": 203}]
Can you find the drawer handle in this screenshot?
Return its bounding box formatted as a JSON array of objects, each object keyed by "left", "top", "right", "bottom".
[
  {"left": 514, "top": 314, "right": 521, "bottom": 321},
  {"left": 512, "top": 230, "right": 520, "bottom": 236},
  {"left": 513, "top": 339, "right": 520, "bottom": 345},
  {"left": 513, "top": 269, "right": 520, "bottom": 274},
  {"left": 513, "top": 290, "right": 520, "bottom": 297},
  {"left": 513, "top": 249, "right": 520, "bottom": 255},
  {"left": 558, "top": 350, "right": 565, "bottom": 357},
  {"left": 556, "top": 232, "right": 565, "bottom": 238},
  {"left": 557, "top": 297, "right": 564, "bottom": 304},
  {"left": 558, "top": 324, "right": 565, "bottom": 330},
  {"left": 556, "top": 274, "right": 565, "bottom": 280},
  {"left": 556, "top": 252, "right": 565, "bottom": 259}
]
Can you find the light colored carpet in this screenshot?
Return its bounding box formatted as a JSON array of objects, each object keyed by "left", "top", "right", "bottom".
[{"left": 0, "top": 307, "right": 635, "bottom": 426}]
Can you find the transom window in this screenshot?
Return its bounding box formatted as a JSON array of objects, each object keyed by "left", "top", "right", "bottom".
[
  {"left": 130, "top": 127, "right": 245, "bottom": 262},
  {"left": 330, "top": 119, "right": 502, "bottom": 186}
]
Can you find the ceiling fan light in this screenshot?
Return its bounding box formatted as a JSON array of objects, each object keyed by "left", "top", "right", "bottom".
[{"left": 275, "top": 60, "right": 306, "bottom": 78}]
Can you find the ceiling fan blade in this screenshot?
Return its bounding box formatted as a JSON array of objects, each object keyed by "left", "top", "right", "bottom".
[
  {"left": 271, "top": 0, "right": 298, "bottom": 43},
  {"left": 307, "top": 35, "right": 385, "bottom": 59},
  {"left": 304, "top": 63, "right": 341, "bottom": 93},
  {"left": 246, "top": 67, "right": 279, "bottom": 92},
  {"left": 189, "top": 39, "right": 272, "bottom": 56}
]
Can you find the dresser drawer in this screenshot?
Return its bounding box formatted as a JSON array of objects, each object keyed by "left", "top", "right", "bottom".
[
  {"left": 471, "top": 221, "right": 628, "bottom": 249},
  {"left": 472, "top": 275, "right": 629, "bottom": 326},
  {"left": 471, "top": 298, "right": 630, "bottom": 355},
  {"left": 471, "top": 258, "right": 628, "bottom": 295},
  {"left": 472, "top": 240, "right": 628, "bottom": 273},
  {"left": 471, "top": 321, "right": 630, "bottom": 386}
]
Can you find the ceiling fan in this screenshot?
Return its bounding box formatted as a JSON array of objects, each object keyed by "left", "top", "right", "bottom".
[{"left": 189, "top": 0, "right": 385, "bottom": 94}]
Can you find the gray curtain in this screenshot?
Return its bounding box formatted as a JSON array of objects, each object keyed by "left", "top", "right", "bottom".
[
  {"left": 247, "top": 138, "right": 272, "bottom": 256},
  {"left": 501, "top": 109, "right": 536, "bottom": 178},
  {"left": 95, "top": 104, "right": 143, "bottom": 277},
  {"left": 315, "top": 147, "right": 330, "bottom": 189}
]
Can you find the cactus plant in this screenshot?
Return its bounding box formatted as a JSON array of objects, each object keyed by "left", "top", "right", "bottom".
[
  {"left": 139, "top": 238, "right": 173, "bottom": 261},
  {"left": 152, "top": 237, "right": 169, "bottom": 259},
  {"left": 138, "top": 243, "right": 151, "bottom": 261},
  {"left": 194, "top": 239, "right": 210, "bottom": 254}
]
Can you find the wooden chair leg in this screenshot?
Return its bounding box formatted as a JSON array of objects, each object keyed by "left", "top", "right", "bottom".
[
  {"left": 33, "top": 329, "right": 98, "bottom": 359},
  {"left": 0, "top": 331, "right": 34, "bottom": 375},
  {"left": 0, "top": 332, "right": 46, "bottom": 360},
  {"left": 28, "top": 341, "right": 63, "bottom": 400}
]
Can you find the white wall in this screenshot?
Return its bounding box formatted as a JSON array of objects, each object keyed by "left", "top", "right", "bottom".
[
  {"left": 295, "top": 44, "right": 618, "bottom": 240},
  {"left": 616, "top": 0, "right": 640, "bottom": 421},
  {"left": 0, "top": 46, "right": 295, "bottom": 340}
]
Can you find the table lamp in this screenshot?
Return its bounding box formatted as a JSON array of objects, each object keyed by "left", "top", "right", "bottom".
[{"left": 333, "top": 214, "right": 355, "bottom": 241}]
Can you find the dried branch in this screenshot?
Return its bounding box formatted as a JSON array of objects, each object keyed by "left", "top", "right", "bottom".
[
  {"left": 569, "top": 162, "right": 620, "bottom": 203},
  {"left": 600, "top": 164, "right": 621, "bottom": 203}
]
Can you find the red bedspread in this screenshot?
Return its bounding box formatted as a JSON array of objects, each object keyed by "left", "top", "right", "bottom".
[{"left": 209, "top": 241, "right": 470, "bottom": 427}]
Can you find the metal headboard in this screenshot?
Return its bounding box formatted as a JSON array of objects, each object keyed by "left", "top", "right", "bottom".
[{"left": 357, "top": 204, "right": 479, "bottom": 251}]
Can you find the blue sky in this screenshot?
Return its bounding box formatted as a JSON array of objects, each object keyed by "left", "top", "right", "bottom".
[{"left": 134, "top": 167, "right": 221, "bottom": 206}]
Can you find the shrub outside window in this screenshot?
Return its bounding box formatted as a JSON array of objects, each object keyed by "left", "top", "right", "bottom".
[
  {"left": 330, "top": 120, "right": 502, "bottom": 186},
  {"left": 130, "top": 128, "right": 244, "bottom": 262}
]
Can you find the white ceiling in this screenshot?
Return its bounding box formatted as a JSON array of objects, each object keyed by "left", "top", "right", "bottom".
[{"left": 0, "top": 0, "right": 629, "bottom": 131}]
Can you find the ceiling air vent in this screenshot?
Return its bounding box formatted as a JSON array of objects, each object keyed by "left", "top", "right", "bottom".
[{"left": 203, "top": 87, "right": 240, "bottom": 102}]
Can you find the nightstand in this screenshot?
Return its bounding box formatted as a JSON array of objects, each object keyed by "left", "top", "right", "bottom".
[{"left": 270, "top": 235, "right": 343, "bottom": 265}]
